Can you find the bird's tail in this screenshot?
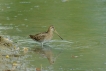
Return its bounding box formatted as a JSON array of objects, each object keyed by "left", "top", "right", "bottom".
[{"left": 29, "top": 35, "right": 34, "bottom": 39}]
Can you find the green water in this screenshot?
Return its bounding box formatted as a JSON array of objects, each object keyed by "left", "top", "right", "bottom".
[{"left": 0, "top": 0, "right": 106, "bottom": 71}]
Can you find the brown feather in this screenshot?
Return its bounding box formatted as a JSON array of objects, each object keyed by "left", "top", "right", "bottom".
[
  {"left": 29, "top": 32, "right": 48, "bottom": 42},
  {"left": 29, "top": 26, "right": 57, "bottom": 46}
]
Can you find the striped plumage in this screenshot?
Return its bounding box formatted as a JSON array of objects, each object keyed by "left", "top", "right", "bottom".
[{"left": 29, "top": 25, "right": 63, "bottom": 47}]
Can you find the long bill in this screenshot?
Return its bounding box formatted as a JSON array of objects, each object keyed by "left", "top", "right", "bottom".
[{"left": 54, "top": 30, "right": 63, "bottom": 40}]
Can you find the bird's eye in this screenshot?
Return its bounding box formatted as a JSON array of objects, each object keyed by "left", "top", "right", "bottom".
[{"left": 52, "top": 26, "right": 54, "bottom": 28}]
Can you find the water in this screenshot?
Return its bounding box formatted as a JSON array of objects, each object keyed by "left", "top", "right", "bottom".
[{"left": 0, "top": 0, "right": 106, "bottom": 71}]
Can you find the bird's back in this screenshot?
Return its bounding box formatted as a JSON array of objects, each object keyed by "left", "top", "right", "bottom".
[{"left": 29, "top": 32, "right": 47, "bottom": 42}]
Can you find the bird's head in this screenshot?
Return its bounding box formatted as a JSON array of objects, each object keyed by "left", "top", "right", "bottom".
[
  {"left": 48, "top": 25, "right": 63, "bottom": 40},
  {"left": 49, "top": 25, "right": 55, "bottom": 31}
]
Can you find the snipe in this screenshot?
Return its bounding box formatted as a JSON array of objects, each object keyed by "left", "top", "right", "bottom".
[{"left": 29, "top": 25, "right": 63, "bottom": 47}]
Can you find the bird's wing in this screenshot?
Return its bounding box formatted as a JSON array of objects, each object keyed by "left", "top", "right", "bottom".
[{"left": 30, "top": 32, "right": 47, "bottom": 42}]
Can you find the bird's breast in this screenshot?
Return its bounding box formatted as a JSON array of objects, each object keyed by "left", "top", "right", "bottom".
[{"left": 44, "top": 34, "right": 53, "bottom": 42}]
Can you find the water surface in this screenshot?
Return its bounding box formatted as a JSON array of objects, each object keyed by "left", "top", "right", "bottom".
[{"left": 0, "top": 0, "right": 106, "bottom": 71}]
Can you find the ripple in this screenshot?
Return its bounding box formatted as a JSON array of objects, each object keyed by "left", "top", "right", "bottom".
[
  {"left": 34, "top": 5, "right": 40, "bottom": 8},
  {"left": 7, "top": 6, "right": 11, "bottom": 8},
  {"left": 50, "top": 40, "right": 73, "bottom": 43},
  {"left": 19, "top": 2, "right": 31, "bottom": 4},
  {"left": 0, "top": 26, "right": 13, "bottom": 30},
  {"left": 6, "top": 17, "right": 10, "bottom": 20}
]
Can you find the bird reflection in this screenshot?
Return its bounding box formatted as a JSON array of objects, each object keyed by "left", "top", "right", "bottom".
[{"left": 32, "top": 46, "right": 61, "bottom": 65}]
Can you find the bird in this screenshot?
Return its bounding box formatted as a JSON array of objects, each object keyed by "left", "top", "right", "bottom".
[{"left": 29, "top": 25, "right": 63, "bottom": 47}]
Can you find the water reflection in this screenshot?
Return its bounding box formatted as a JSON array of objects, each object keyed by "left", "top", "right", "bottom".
[{"left": 32, "top": 45, "right": 62, "bottom": 65}]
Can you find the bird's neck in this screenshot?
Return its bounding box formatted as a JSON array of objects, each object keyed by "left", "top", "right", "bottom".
[{"left": 47, "top": 29, "right": 53, "bottom": 35}]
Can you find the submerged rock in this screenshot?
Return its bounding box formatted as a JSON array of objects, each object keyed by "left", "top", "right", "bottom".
[{"left": 0, "top": 36, "right": 13, "bottom": 48}]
